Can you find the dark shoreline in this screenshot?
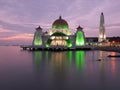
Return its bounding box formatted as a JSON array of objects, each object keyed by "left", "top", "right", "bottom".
[{"left": 93, "top": 46, "right": 120, "bottom": 53}]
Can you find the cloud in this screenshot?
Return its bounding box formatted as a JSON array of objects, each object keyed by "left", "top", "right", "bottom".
[
  {"left": 0, "top": 33, "right": 33, "bottom": 40},
  {"left": 0, "top": 32, "right": 34, "bottom": 45},
  {"left": 0, "top": 0, "right": 120, "bottom": 44},
  {"left": 0, "top": 26, "right": 17, "bottom": 33}
]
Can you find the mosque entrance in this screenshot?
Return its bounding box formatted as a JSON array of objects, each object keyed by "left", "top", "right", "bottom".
[
  {"left": 51, "top": 39, "right": 67, "bottom": 46},
  {"left": 46, "top": 32, "right": 72, "bottom": 47}
]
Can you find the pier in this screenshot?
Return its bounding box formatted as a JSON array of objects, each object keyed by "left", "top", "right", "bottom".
[
  {"left": 20, "top": 45, "right": 120, "bottom": 52},
  {"left": 20, "top": 45, "right": 92, "bottom": 51}
]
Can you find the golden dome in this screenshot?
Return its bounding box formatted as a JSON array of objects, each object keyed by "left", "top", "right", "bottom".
[{"left": 52, "top": 16, "right": 69, "bottom": 29}]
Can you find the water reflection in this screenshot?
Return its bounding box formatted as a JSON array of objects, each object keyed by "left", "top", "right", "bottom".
[
  {"left": 67, "top": 51, "right": 72, "bottom": 64},
  {"left": 111, "top": 58, "right": 116, "bottom": 75},
  {"left": 32, "top": 51, "right": 85, "bottom": 72},
  {"left": 98, "top": 51, "right": 118, "bottom": 78},
  {"left": 99, "top": 51, "right": 106, "bottom": 86},
  {"left": 50, "top": 52, "right": 69, "bottom": 88},
  {"left": 50, "top": 52, "right": 68, "bottom": 74},
  {"left": 31, "top": 50, "right": 120, "bottom": 89},
  {"left": 32, "top": 50, "right": 119, "bottom": 76},
  {"left": 32, "top": 50, "right": 86, "bottom": 88},
  {"left": 110, "top": 52, "right": 117, "bottom": 76},
  {"left": 99, "top": 51, "right": 106, "bottom": 60},
  {"left": 75, "top": 51, "right": 85, "bottom": 69},
  {"left": 99, "top": 51, "right": 106, "bottom": 73},
  {"left": 32, "top": 51, "right": 43, "bottom": 72},
  {"left": 1, "top": 46, "right": 120, "bottom": 90}
]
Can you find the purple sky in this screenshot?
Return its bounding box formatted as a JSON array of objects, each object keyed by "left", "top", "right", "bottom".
[{"left": 0, "top": 0, "right": 120, "bottom": 45}]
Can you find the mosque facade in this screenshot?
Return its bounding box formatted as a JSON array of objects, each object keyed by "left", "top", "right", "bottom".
[{"left": 32, "top": 16, "right": 85, "bottom": 48}]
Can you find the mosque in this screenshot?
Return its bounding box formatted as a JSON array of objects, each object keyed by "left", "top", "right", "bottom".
[
  {"left": 21, "top": 13, "right": 109, "bottom": 50},
  {"left": 32, "top": 16, "right": 85, "bottom": 49}
]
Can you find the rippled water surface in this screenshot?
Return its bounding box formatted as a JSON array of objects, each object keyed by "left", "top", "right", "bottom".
[{"left": 0, "top": 46, "right": 120, "bottom": 90}]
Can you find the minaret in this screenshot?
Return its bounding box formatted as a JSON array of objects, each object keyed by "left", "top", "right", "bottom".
[
  {"left": 75, "top": 25, "right": 85, "bottom": 46},
  {"left": 32, "top": 26, "right": 43, "bottom": 46},
  {"left": 98, "top": 12, "right": 106, "bottom": 42}
]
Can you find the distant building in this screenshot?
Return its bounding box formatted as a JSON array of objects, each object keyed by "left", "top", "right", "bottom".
[
  {"left": 33, "top": 16, "right": 85, "bottom": 48},
  {"left": 86, "top": 37, "right": 120, "bottom": 46}
]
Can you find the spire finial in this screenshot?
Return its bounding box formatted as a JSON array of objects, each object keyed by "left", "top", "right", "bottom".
[
  {"left": 77, "top": 25, "right": 83, "bottom": 30},
  {"left": 101, "top": 12, "right": 103, "bottom": 15},
  {"left": 59, "top": 16, "right": 62, "bottom": 19},
  {"left": 36, "top": 26, "right": 42, "bottom": 30}
]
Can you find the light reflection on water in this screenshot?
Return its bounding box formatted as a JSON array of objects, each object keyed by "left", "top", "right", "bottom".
[
  {"left": 0, "top": 46, "right": 120, "bottom": 90},
  {"left": 32, "top": 51, "right": 85, "bottom": 74}
]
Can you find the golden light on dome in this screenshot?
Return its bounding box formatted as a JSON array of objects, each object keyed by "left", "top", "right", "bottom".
[{"left": 52, "top": 16, "right": 69, "bottom": 29}]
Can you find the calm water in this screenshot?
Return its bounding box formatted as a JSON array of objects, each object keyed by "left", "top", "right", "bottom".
[{"left": 0, "top": 46, "right": 120, "bottom": 90}]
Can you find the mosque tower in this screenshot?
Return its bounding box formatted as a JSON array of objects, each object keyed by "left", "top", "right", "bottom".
[
  {"left": 98, "top": 12, "right": 106, "bottom": 43},
  {"left": 76, "top": 26, "right": 85, "bottom": 46},
  {"left": 32, "top": 26, "right": 43, "bottom": 46}
]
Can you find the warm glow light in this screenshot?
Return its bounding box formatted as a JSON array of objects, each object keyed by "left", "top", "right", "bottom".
[
  {"left": 111, "top": 52, "right": 116, "bottom": 56},
  {"left": 99, "top": 35, "right": 103, "bottom": 38},
  {"left": 51, "top": 40, "right": 67, "bottom": 46},
  {"left": 50, "top": 36, "right": 55, "bottom": 39},
  {"left": 112, "top": 41, "right": 115, "bottom": 43}
]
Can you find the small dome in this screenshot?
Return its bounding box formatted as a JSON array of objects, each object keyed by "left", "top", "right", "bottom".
[{"left": 52, "top": 16, "right": 69, "bottom": 29}]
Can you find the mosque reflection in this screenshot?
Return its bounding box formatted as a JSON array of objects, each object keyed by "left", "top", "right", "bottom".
[
  {"left": 32, "top": 50, "right": 118, "bottom": 80},
  {"left": 32, "top": 51, "right": 85, "bottom": 73},
  {"left": 75, "top": 51, "right": 85, "bottom": 69}
]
